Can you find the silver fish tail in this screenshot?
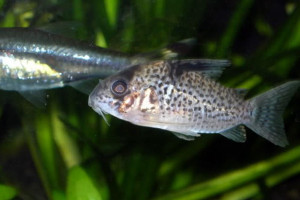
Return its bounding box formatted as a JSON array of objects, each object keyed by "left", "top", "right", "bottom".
[{"left": 245, "top": 81, "right": 300, "bottom": 147}]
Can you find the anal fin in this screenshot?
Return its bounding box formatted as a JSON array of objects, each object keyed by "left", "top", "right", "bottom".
[
  {"left": 219, "top": 125, "right": 246, "bottom": 143},
  {"left": 172, "top": 132, "right": 200, "bottom": 141}
]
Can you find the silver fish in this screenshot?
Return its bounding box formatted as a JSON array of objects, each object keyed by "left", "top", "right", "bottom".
[
  {"left": 88, "top": 59, "right": 300, "bottom": 147},
  {"left": 0, "top": 27, "right": 147, "bottom": 92}
]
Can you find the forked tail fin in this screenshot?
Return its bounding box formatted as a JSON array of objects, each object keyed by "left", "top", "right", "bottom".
[{"left": 246, "top": 81, "right": 300, "bottom": 147}]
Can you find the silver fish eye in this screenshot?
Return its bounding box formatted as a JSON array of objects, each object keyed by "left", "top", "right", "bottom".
[{"left": 111, "top": 79, "right": 128, "bottom": 96}]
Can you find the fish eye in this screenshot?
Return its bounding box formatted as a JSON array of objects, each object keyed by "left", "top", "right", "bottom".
[{"left": 111, "top": 80, "right": 128, "bottom": 96}]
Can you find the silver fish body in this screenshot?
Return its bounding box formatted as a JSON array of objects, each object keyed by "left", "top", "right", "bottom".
[
  {"left": 88, "top": 59, "right": 300, "bottom": 146},
  {"left": 0, "top": 27, "right": 145, "bottom": 91}
]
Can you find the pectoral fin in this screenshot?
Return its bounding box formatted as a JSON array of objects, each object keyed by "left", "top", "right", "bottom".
[
  {"left": 19, "top": 90, "right": 48, "bottom": 108},
  {"left": 69, "top": 79, "right": 99, "bottom": 95},
  {"left": 219, "top": 125, "right": 246, "bottom": 143}
]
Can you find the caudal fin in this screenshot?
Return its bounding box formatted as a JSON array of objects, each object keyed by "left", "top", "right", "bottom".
[{"left": 246, "top": 81, "right": 300, "bottom": 147}]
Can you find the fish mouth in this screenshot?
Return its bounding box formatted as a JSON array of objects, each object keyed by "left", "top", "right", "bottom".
[
  {"left": 88, "top": 85, "right": 99, "bottom": 109},
  {"left": 88, "top": 90, "right": 96, "bottom": 108},
  {"left": 88, "top": 87, "right": 110, "bottom": 125},
  {"left": 88, "top": 97, "right": 110, "bottom": 125}
]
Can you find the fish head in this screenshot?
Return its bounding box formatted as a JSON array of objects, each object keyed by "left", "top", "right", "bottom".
[{"left": 88, "top": 63, "right": 163, "bottom": 125}]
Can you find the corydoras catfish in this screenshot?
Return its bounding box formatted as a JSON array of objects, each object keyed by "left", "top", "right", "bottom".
[
  {"left": 0, "top": 27, "right": 146, "bottom": 92},
  {"left": 88, "top": 59, "right": 300, "bottom": 147}
]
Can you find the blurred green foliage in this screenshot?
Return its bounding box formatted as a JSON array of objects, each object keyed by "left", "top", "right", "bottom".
[
  {"left": 0, "top": 184, "right": 17, "bottom": 200},
  {"left": 0, "top": 0, "right": 299, "bottom": 200}
]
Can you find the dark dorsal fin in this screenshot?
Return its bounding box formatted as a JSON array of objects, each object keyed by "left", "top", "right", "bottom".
[
  {"left": 37, "top": 21, "right": 85, "bottom": 39},
  {"left": 168, "top": 59, "right": 231, "bottom": 79}
]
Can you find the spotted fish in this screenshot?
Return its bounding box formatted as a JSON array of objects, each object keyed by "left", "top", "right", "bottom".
[{"left": 88, "top": 59, "right": 300, "bottom": 147}]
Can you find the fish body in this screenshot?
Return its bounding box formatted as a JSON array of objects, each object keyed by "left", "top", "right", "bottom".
[
  {"left": 0, "top": 27, "right": 146, "bottom": 91},
  {"left": 88, "top": 59, "right": 300, "bottom": 146}
]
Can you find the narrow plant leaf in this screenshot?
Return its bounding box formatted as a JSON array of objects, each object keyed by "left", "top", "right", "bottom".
[
  {"left": 104, "top": 0, "right": 119, "bottom": 29},
  {"left": 152, "top": 145, "right": 300, "bottom": 200},
  {"left": 51, "top": 104, "right": 81, "bottom": 169},
  {"left": 220, "top": 161, "right": 300, "bottom": 200},
  {"left": 24, "top": 117, "right": 52, "bottom": 199},
  {"left": 35, "top": 112, "right": 58, "bottom": 189}
]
